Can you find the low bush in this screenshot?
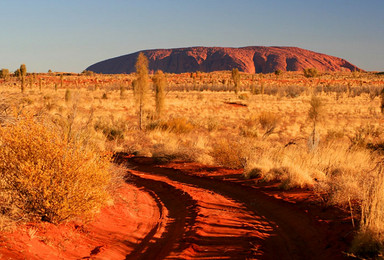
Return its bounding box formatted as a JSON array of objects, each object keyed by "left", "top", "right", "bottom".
[
  {"left": 303, "top": 68, "right": 318, "bottom": 78},
  {"left": 94, "top": 116, "right": 128, "bottom": 141},
  {"left": 258, "top": 111, "right": 279, "bottom": 138},
  {"left": 210, "top": 138, "right": 248, "bottom": 169},
  {"left": 0, "top": 116, "right": 113, "bottom": 224},
  {"left": 147, "top": 117, "right": 194, "bottom": 134}
]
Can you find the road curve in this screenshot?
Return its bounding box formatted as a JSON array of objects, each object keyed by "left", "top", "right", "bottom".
[{"left": 117, "top": 156, "right": 349, "bottom": 260}]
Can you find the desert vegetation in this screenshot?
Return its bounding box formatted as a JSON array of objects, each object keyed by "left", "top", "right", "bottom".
[
  {"left": 0, "top": 116, "right": 112, "bottom": 224},
  {"left": 1, "top": 64, "right": 384, "bottom": 257}
]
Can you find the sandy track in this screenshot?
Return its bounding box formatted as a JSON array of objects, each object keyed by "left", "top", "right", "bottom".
[
  {"left": 121, "top": 157, "right": 350, "bottom": 260},
  {"left": 126, "top": 173, "right": 198, "bottom": 259}
]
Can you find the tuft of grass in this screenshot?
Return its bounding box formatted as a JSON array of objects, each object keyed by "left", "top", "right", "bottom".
[
  {"left": 351, "top": 165, "right": 384, "bottom": 258},
  {"left": 64, "top": 89, "right": 71, "bottom": 103},
  {"left": 210, "top": 138, "right": 248, "bottom": 169},
  {"left": 147, "top": 117, "right": 194, "bottom": 134},
  {"left": 258, "top": 111, "right": 279, "bottom": 138},
  {"left": 94, "top": 116, "right": 128, "bottom": 142}
]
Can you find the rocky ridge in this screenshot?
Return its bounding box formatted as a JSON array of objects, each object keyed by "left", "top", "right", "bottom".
[{"left": 86, "top": 46, "right": 361, "bottom": 74}]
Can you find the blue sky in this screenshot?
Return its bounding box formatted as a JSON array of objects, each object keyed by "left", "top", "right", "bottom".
[{"left": 1, "top": 0, "right": 383, "bottom": 72}]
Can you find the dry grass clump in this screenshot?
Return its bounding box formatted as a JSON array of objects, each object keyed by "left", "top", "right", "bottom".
[
  {"left": 210, "top": 138, "right": 249, "bottom": 169},
  {"left": 349, "top": 124, "right": 383, "bottom": 148},
  {"left": 244, "top": 141, "right": 375, "bottom": 191},
  {"left": 147, "top": 117, "right": 195, "bottom": 134},
  {"left": 240, "top": 112, "right": 279, "bottom": 138},
  {"left": 148, "top": 130, "right": 213, "bottom": 164},
  {"left": 246, "top": 144, "right": 318, "bottom": 189},
  {"left": 94, "top": 116, "right": 129, "bottom": 141},
  {"left": 351, "top": 165, "right": 384, "bottom": 257},
  {"left": 258, "top": 111, "right": 280, "bottom": 138},
  {"left": 0, "top": 116, "right": 113, "bottom": 224}
]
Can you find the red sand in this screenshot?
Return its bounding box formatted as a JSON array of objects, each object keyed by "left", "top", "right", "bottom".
[
  {"left": 0, "top": 183, "right": 163, "bottom": 259},
  {"left": 0, "top": 157, "right": 354, "bottom": 259}
]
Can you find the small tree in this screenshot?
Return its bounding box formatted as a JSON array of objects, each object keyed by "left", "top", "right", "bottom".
[
  {"left": 250, "top": 74, "right": 256, "bottom": 95},
  {"left": 60, "top": 74, "right": 64, "bottom": 91},
  {"left": 232, "top": 68, "right": 240, "bottom": 94},
  {"left": 65, "top": 89, "right": 71, "bottom": 103},
  {"left": 20, "top": 75, "right": 25, "bottom": 93},
  {"left": 119, "top": 85, "right": 126, "bottom": 99},
  {"left": 308, "top": 95, "right": 323, "bottom": 150},
  {"left": 0, "top": 69, "right": 9, "bottom": 80},
  {"left": 20, "top": 64, "right": 27, "bottom": 77},
  {"left": 380, "top": 88, "right": 384, "bottom": 114},
  {"left": 134, "top": 53, "right": 149, "bottom": 130},
  {"left": 19, "top": 64, "right": 27, "bottom": 93},
  {"left": 14, "top": 69, "right": 21, "bottom": 78},
  {"left": 39, "top": 78, "right": 42, "bottom": 91},
  {"left": 153, "top": 70, "right": 166, "bottom": 119},
  {"left": 260, "top": 79, "right": 265, "bottom": 97},
  {"left": 29, "top": 77, "right": 33, "bottom": 89}
]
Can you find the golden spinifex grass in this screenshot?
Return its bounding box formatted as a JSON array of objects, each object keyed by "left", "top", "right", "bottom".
[
  {"left": 0, "top": 116, "right": 112, "bottom": 224},
  {"left": 0, "top": 69, "right": 384, "bottom": 255},
  {"left": 351, "top": 165, "right": 384, "bottom": 257}
]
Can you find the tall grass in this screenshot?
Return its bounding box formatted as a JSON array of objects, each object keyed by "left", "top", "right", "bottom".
[
  {"left": 1, "top": 71, "right": 384, "bottom": 254},
  {"left": 351, "top": 165, "right": 384, "bottom": 257}
]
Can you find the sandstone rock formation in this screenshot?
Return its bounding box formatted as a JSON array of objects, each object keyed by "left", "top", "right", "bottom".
[{"left": 86, "top": 46, "right": 361, "bottom": 74}]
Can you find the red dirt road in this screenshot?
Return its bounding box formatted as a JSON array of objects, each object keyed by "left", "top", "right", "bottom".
[
  {"left": 0, "top": 156, "right": 353, "bottom": 259},
  {"left": 122, "top": 157, "right": 353, "bottom": 260}
]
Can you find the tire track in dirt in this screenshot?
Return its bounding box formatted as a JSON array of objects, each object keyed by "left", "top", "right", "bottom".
[
  {"left": 124, "top": 159, "right": 347, "bottom": 260},
  {"left": 125, "top": 173, "right": 198, "bottom": 260},
  {"left": 128, "top": 169, "right": 273, "bottom": 259}
]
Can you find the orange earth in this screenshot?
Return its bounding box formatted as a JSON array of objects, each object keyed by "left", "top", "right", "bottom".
[{"left": 0, "top": 156, "right": 354, "bottom": 259}]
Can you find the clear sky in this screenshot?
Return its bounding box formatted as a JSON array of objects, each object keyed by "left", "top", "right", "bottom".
[{"left": 0, "top": 0, "right": 383, "bottom": 73}]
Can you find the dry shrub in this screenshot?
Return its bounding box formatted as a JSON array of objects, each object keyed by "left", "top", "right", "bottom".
[
  {"left": 210, "top": 138, "right": 248, "bottom": 169},
  {"left": 205, "top": 117, "right": 220, "bottom": 132},
  {"left": 149, "top": 131, "right": 211, "bottom": 164},
  {"left": 258, "top": 111, "right": 279, "bottom": 138},
  {"left": 349, "top": 124, "right": 383, "bottom": 148},
  {"left": 240, "top": 114, "right": 259, "bottom": 138},
  {"left": 244, "top": 142, "right": 374, "bottom": 191},
  {"left": 122, "top": 130, "right": 152, "bottom": 156},
  {"left": 240, "top": 112, "right": 279, "bottom": 139},
  {"left": 261, "top": 146, "right": 317, "bottom": 189},
  {"left": 0, "top": 116, "right": 112, "bottom": 224},
  {"left": 238, "top": 93, "right": 249, "bottom": 100},
  {"left": 147, "top": 117, "right": 194, "bottom": 134},
  {"left": 94, "top": 116, "right": 128, "bottom": 141},
  {"left": 323, "top": 168, "right": 362, "bottom": 206},
  {"left": 351, "top": 165, "right": 384, "bottom": 257},
  {"left": 243, "top": 142, "right": 275, "bottom": 178},
  {"left": 303, "top": 68, "right": 318, "bottom": 78}
]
